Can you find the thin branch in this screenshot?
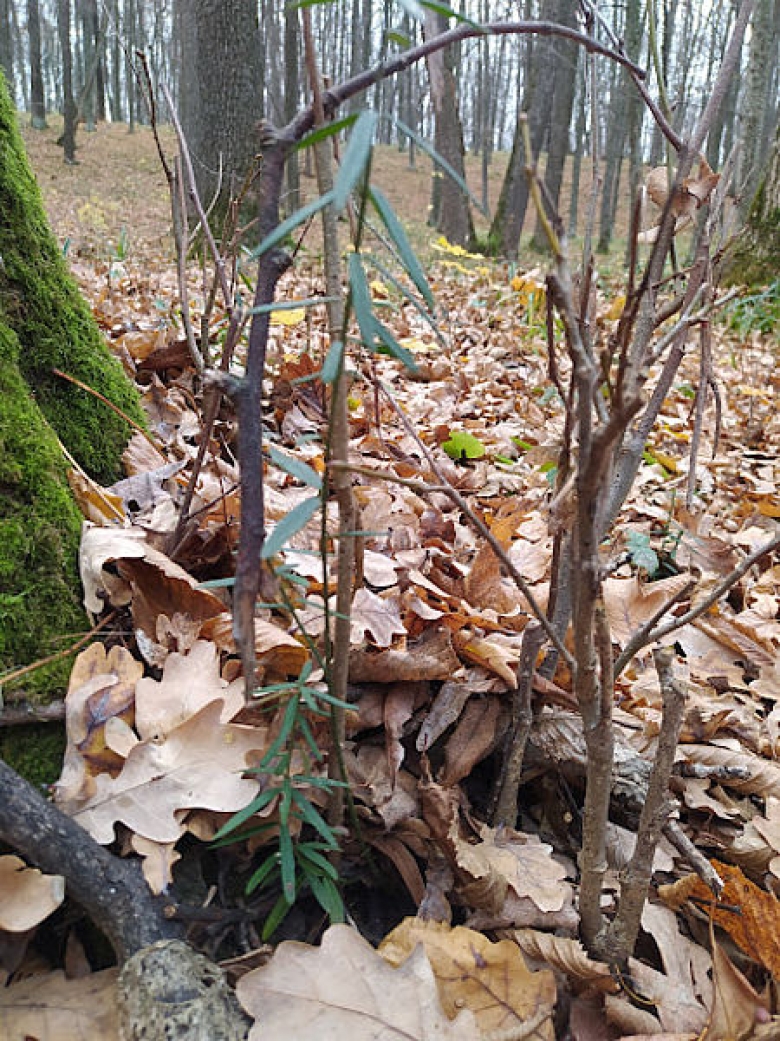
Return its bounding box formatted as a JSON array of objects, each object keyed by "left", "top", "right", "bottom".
[
  {"left": 613, "top": 579, "right": 696, "bottom": 676},
  {"left": 602, "top": 646, "right": 687, "bottom": 965},
  {"left": 641, "top": 529, "right": 780, "bottom": 648}
]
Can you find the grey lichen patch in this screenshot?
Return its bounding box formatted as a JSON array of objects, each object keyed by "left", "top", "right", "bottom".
[{"left": 117, "top": 940, "right": 252, "bottom": 1041}]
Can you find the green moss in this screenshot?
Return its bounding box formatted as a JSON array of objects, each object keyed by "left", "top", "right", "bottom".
[
  {"left": 0, "top": 724, "right": 66, "bottom": 787},
  {"left": 0, "top": 70, "right": 145, "bottom": 484},
  {"left": 0, "top": 320, "right": 87, "bottom": 696}
]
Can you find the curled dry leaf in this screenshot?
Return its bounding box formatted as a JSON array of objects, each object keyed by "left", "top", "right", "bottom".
[
  {"left": 349, "top": 627, "right": 461, "bottom": 683},
  {"left": 79, "top": 525, "right": 225, "bottom": 640},
  {"left": 661, "top": 860, "right": 780, "bottom": 978},
  {"left": 705, "top": 937, "right": 771, "bottom": 1041},
  {"left": 57, "top": 643, "right": 143, "bottom": 801},
  {"left": 0, "top": 856, "right": 65, "bottom": 932},
  {"left": 604, "top": 573, "right": 693, "bottom": 646},
  {"left": 440, "top": 694, "right": 503, "bottom": 786},
  {"left": 236, "top": 923, "right": 477, "bottom": 1041},
  {"left": 201, "top": 613, "right": 308, "bottom": 680},
  {"left": 379, "top": 918, "right": 556, "bottom": 1040},
  {"left": 513, "top": 929, "right": 614, "bottom": 990}
]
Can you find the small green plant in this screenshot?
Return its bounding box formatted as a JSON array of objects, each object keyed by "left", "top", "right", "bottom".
[
  {"left": 114, "top": 225, "right": 130, "bottom": 262},
  {"left": 626, "top": 529, "right": 660, "bottom": 576},
  {"left": 723, "top": 280, "right": 780, "bottom": 337},
  {"left": 212, "top": 661, "right": 348, "bottom": 940}
]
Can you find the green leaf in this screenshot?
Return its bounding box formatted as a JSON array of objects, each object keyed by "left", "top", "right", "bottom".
[
  {"left": 297, "top": 114, "right": 357, "bottom": 152},
  {"left": 333, "top": 110, "right": 377, "bottom": 212},
  {"left": 366, "top": 254, "right": 445, "bottom": 346},
  {"left": 291, "top": 789, "right": 339, "bottom": 846},
  {"left": 420, "top": 0, "right": 484, "bottom": 29},
  {"left": 279, "top": 827, "right": 296, "bottom": 903},
  {"left": 320, "top": 339, "right": 344, "bottom": 385},
  {"left": 212, "top": 787, "right": 281, "bottom": 841},
  {"left": 348, "top": 251, "right": 381, "bottom": 350},
  {"left": 307, "top": 872, "right": 345, "bottom": 922},
  {"left": 268, "top": 445, "right": 323, "bottom": 490},
  {"left": 297, "top": 844, "right": 340, "bottom": 879},
  {"left": 394, "top": 0, "right": 425, "bottom": 20},
  {"left": 245, "top": 852, "right": 281, "bottom": 895},
  {"left": 258, "top": 695, "right": 300, "bottom": 769},
  {"left": 442, "top": 430, "right": 486, "bottom": 461},
  {"left": 262, "top": 496, "right": 321, "bottom": 560},
  {"left": 261, "top": 892, "right": 293, "bottom": 941},
  {"left": 247, "top": 296, "right": 336, "bottom": 316},
  {"left": 249, "top": 189, "right": 336, "bottom": 260},
  {"left": 368, "top": 186, "right": 434, "bottom": 307},
  {"left": 373, "top": 319, "right": 417, "bottom": 369},
  {"left": 385, "top": 29, "right": 412, "bottom": 47},
  {"left": 393, "top": 117, "right": 488, "bottom": 217}
]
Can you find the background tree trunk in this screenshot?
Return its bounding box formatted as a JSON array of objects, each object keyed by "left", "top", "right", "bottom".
[
  {"left": 177, "top": 0, "right": 263, "bottom": 225},
  {"left": 725, "top": 118, "right": 780, "bottom": 283},
  {"left": 425, "top": 9, "right": 474, "bottom": 248},
  {"left": 28, "top": 0, "right": 47, "bottom": 128},
  {"left": 57, "top": 0, "right": 78, "bottom": 161}
]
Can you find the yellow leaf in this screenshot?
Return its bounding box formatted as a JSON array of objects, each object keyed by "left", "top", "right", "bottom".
[
  {"left": 270, "top": 307, "right": 306, "bottom": 327},
  {"left": 604, "top": 294, "right": 626, "bottom": 321},
  {"left": 370, "top": 279, "right": 390, "bottom": 299},
  {"left": 432, "top": 235, "right": 482, "bottom": 260},
  {"left": 652, "top": 450, "right": 679, "bottom": 473}
]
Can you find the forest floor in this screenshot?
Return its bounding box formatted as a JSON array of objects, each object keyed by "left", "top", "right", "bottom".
[{"left": 3, "top": 116, "right": 780, "bottom": 1040}]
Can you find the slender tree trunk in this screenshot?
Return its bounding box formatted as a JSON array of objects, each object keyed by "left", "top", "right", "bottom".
[
  {"left": 57, "top": 0, "right": 78, "bottom": 163},
  {"left": 28, "top": 0, "right": 48, "bottom": 128},
  {"left": 737, "top": 0, "right": 775, "bottom": 208},
  {"left": 532, "top": 0, "right": 579, "bottom": 249},
  {"left": 284, "top": 2, "right": 301, "bottom": 212},
  {"left": 424, "top": 9, "right": 474, "bottom": 247}
]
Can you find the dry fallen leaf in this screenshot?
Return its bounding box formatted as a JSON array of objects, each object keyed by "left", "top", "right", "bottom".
[
  {"left": 60, "top": 701, "right": 267, "bottom": 844},
  {"left": 0, "top": 856, "right": 65, "bottom": 932},
  {"left": 236, "top": 923, "right": 477, "bottom": 1040},
  {"left": 134, "top": 640, "right": 244, "bottom": 739},
  {"left": 0, "top": 967, "right": 119, "bottom": 1040},
  {"left": 380, "top": 918, "right": 556, "bottom": 1040}
]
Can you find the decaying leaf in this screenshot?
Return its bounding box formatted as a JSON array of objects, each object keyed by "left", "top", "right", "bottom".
[
  {"left": 236, "top": 923, "right": 478, "bottom": 1040},
  {"left": 662, "top": 860, "right": 780, "bottom": 977}
]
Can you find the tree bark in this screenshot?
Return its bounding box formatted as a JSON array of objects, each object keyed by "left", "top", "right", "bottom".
[
  {"left": 725, "top": 118, "right": 780, "bottom": 283},
  {"left": 177, "top": 0, "right": 263, "bottom": 225},
  {"left": 57, "top": 0, "right": 78, "bottom": 162},
  {"left": 424, "top": 9, "right": 475, "bottom": 248},
  {"left": 27, "top": 0, "right": 48, "bottom": 128}
]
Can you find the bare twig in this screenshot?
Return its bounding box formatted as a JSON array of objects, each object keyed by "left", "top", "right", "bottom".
[
  {"left": 491, "top": 623, "right": 545, "bottom": 827},
  {"left": 602, "top": 646, "right": 687, "bottom": 964}
]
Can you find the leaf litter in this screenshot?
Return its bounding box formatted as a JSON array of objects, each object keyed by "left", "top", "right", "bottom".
[{"left": 1, "top": 132, "right": 779, "bottom": 1040}]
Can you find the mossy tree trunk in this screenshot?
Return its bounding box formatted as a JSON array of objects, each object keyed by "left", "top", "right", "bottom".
[
  {"left": 0, "top": 70, "right": 145, "bottom": 700},
  {"left": 726, "top": 118, "right": 780, "bottom": 285}
]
